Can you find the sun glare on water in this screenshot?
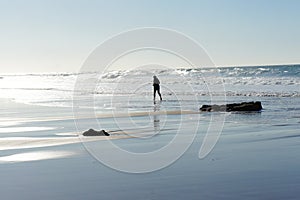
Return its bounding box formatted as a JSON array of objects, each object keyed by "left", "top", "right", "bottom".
[{"left": 0, "top": 151, "right": 76, "bottom": 163}]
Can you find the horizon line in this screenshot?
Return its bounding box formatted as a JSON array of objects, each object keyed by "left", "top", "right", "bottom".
[{"left": 0, "top": 63, "right": 299, "bottom": 75}]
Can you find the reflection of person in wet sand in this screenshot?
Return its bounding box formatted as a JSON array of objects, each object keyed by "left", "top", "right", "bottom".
[
  {"left": 153, "top": 75, "right": 162, "bottom": 101},
  {"left": 153, "top": 102, "right": 160, "bottom": 134}
]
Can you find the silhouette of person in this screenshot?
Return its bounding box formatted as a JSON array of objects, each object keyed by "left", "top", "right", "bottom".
[{"left": 153, "top": 75, "right": 162, "bottom": 101}]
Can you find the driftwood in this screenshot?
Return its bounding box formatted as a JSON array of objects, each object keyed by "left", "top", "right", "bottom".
[
  {"left": 200, "top": 101, "right": 262, "bottom": 112},
  {"left": 83, "top": 129, "right": 110, "bottom": 136}
]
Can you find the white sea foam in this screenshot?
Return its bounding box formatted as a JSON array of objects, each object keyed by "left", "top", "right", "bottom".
[{"left": 0, "top": 65, "right": 299, "bottom": 107}]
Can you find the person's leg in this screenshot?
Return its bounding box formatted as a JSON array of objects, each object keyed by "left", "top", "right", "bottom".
[
  {"left": 153, "top": 88, "right": 156, "bottom": 100},
  {"left": 157, "top": 87, "right": 162, "bottom": 101}
]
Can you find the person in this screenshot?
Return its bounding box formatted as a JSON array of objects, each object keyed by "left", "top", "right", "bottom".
[{"left": 153, "top": 75, "right": 162, "bottom": 101}]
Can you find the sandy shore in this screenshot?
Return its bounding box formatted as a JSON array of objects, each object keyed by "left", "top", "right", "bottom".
[{"left": 0, "top": 98, "right": 300, "bottom": 199}]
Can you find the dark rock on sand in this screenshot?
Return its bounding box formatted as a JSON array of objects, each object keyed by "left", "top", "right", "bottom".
[
  {"left": 83, "top": 129, "right": 110, "bottom": 136},
  {"left": 200, "top": 101, "right": 262, "bottom": 112}
]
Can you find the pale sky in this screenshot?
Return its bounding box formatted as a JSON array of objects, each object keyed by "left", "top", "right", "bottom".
[{"left": 0, "top": 0, "right": 299, "bottom": 73}]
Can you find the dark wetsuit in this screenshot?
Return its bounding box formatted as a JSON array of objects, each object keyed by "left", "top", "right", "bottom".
[{"left": 153, "top": 83, "right": 162, "bottom": 101}]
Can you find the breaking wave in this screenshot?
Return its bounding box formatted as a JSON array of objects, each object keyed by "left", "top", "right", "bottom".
[{"left": 0, "top": 65, "right": 299, "bottom": 107}]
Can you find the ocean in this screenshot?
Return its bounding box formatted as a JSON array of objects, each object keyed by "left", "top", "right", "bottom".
[{"left": 0, "top": 64, "right": 299, "bottom": 199}]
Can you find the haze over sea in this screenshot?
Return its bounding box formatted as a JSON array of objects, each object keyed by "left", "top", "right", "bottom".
[{"left": 0, "top": 64, "right": 299, "bottom": 199}]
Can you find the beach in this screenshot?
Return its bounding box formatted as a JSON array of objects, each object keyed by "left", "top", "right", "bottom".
[{"left": 0, "top": 65, "right": 300, "bottom": 199}]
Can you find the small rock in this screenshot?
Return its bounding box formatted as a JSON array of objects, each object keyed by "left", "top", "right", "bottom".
[{"left": 83, "top": 129, "right": 110, "bottom": 136}]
